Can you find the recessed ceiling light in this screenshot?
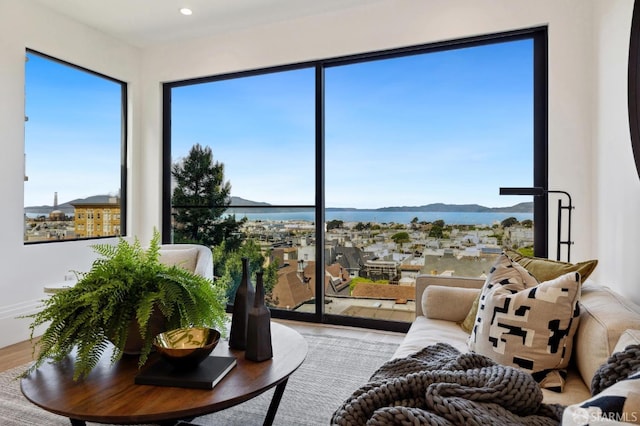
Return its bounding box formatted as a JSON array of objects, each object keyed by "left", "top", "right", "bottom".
[{"left": 180, "top": 8, "right": 193, "bottom": 16}]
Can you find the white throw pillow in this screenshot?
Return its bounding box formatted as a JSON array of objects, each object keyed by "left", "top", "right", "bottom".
[{"left": 158, "top": 248, "right": 198, "bottom": 273}]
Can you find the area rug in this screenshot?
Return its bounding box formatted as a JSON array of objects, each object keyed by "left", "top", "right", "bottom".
[{"left": 0, "top": 332, "right": 399, "bottom": 425}]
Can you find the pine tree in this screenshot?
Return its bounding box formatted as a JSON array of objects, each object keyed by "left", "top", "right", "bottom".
[
  {"left": 213, "top": 239, "right": 280, "bottom": 305},
  {"left": 171, "top": 144, "right": 245, "bottom": 249},
  {"left": 171, "top": 144, "right": 281, "bottom": 303}
]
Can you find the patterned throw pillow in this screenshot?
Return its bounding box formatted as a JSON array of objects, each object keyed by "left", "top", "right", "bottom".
[
  {"left": 563, "top": 371, "right": 640, "bottom": 425},
  {"left": 468, "top": 253, "right": 581, "bottom": 391},
  {"left": 460, "top": 251, "right": 596, "bottom": 334}
]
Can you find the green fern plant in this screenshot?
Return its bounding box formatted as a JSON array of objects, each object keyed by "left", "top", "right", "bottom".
[{"left": 23, "top": 230, "right": 228, "bottom": 380}]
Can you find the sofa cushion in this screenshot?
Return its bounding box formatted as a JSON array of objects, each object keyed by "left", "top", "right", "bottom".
[
  {"left": 392, "top": 315, "right": 469, "bottom": 359},
  {"left": 563, "top": 371, "right": 640, "bottom": 425},
  {"left": 614, "top": 330, "right": 640, "bottom": 354},
  {"left": 575, "top": 284, "right": 640, "bottom": 393},
  {"left": 541, "top": 369, "right": 592, "bottom": 406},
  {"left": 468, "top": 254, "right": 581, "bottom": 391},
  {"left": 423, "top": 285, "right": 480, "bottom": 322}
]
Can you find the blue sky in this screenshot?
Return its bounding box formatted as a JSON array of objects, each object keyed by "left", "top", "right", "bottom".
[
  {"left": 24, "top": 52, "right": 122, "bottom": 207},
  {"left": 25, "top": 38, "right": 534, "bottom": 209},
  {"left": 172, "top": 38, "right": 534, "bottom": 209}
]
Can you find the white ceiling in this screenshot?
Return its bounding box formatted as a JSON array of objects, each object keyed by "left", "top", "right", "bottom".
[{"left": 31, "top": 0, "right": 380, "bottom": 48}]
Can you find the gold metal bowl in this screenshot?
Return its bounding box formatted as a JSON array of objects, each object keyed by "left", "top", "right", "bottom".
[{"left": 153, "top": 327, "right": 220, "bottom": 370}]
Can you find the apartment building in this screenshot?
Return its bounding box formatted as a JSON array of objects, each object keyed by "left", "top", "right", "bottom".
[{"left": 71, "top": 196, "right": 121, "bottom": 238}]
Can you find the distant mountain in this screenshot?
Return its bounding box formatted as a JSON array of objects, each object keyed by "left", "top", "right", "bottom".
[
  {"left": 376, "top": 203, "right": 490, "bottom": 213},
  {"left": 229, "top": 196, "right": 271, "bottom": 207},
  {"left": 229, "top": 198, "right": 533, "bottom": 213},
  {"left": 327, "top": 202, "right": 533, "bottom": 213},
  {"left": 336, "top": 202, "right": 532, "bottom": 213},
  {"left": 26, "top": 196, "right": 533, "bottom": 215},
  {"left": 488, "top": 202, "right": 533, "bottom": 213}
]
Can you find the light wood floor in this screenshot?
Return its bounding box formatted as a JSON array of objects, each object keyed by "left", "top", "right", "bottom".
[{"left": 0, "top": 320, "right": 405, "bottom": 373}]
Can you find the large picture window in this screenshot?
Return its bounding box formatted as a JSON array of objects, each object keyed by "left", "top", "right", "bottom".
[
  {"left": 24, "top": 50, "right": 127, "bottom": 243},
  {"left": 163, "top": 28, "right": 547, "bottom": 331},
  {"left": 321, "top": 39, "right": 536, "bottom": 323},
  {"left": 167, "top": 69, "right": 315, "bottom": 307}
]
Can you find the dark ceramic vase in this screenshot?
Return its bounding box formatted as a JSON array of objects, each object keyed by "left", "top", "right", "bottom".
[
  {"left": 245, "top": 271, "right": 273, "bottom": 362},
  {"left": 229, "top": 257, "right": 255, "bottom": 350}
]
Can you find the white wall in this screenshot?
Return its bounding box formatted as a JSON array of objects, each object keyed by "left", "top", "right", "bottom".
[
  {"left": 0, "top": 0, "right": 141, "bottom": 347},
  {"left": 1, "top": 0, "right": 639, "bottom": 348},
  {"left": 138, "top": 1, "right": 602, "bottom": 277},
  {"left": 592, "top": 0, "right": 640, "bottom": 297}
]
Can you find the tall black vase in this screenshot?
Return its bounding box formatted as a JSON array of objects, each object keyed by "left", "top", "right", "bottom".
[
  {"left": 229, "top": 257, "right": 255, "bottom": 350},
  {"left": 245, "top": 271, "right": 273, "bottom": 362}
]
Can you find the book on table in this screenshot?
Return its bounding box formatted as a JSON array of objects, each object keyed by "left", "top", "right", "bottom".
[{"left": 135, "top": 356, "right": 237, "bottom": 389}]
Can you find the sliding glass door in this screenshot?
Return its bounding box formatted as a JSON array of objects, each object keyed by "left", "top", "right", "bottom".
[
  {"left": 163, "top": 28, "right": 547, "bottom": 331},
  {"left": 323, "top": 40, "right": 536, "bottom": 323},
  {"left": 167, "top": 68, "right": 316, "bottom": 311}
]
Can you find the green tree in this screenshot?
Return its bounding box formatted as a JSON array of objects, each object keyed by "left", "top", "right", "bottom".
[
  {"left": 429, "top": 220, "right": 445, "bottom": 238},
  {"left": 171, "top": 144, "right": 246, "bottom": 250},
  {"left": 263, "top": 256, "right": 280, "bottom": 307},
  {"left": 410, "top": 217, "right": 419, "bottom": 230},
  {"left": 428, "top": 226, "right": 443, "bottom": 239},
  {"left": 521, "top": 219, "right": 533, "bottom": 228},
  {"left": 212, "top": 240, "right": 281, "bottom": 308},
  {"left": 391, "top": 231, "right": 410, "bottom": 245},
  {"left": 327, "top": 219, "right": 344, "bottom": 230},
  {"left": 432, "top": 219, "right": 445, "bottom": 228},
  {"left": 214, "top": 239, "right": 269, "bottom": 301},
  {"left": 501, "top": 217, "right": 519, "bottom": 228}
]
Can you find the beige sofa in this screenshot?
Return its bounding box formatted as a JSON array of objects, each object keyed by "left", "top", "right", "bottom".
[{"left": 392, "top": 275, "right": 640, "bottom": 408}]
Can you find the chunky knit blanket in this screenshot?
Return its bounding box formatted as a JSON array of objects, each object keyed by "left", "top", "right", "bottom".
[
  {"left": 591, "top": 344, "right": 640, "bottom": 395},
  {"left": 330, "top": 343, "right": 565, "bottom": 426}
]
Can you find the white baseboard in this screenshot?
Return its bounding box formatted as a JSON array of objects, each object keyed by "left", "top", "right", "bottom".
[{"left": 0, "top": 299, "right": 44, "bottom": 348}]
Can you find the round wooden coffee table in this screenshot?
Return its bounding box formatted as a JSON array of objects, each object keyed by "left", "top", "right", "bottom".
[{"left": 21, "top": 323, "right": 307, "bottom": 425}]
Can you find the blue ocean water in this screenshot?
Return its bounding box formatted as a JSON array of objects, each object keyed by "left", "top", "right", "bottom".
[
  {"left": 27, "top": 208, "right": 533, "bottom": 226},
  {"left": 236, "top": 210, "right": 533, "bottom": 226}
]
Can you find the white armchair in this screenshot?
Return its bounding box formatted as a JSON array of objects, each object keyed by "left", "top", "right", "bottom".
[
  {"left": 158, "top": 244, "right": 214, "bottom": 280},
  {"left": 44, "top": 244, "right": 214, "bottom": 295}
]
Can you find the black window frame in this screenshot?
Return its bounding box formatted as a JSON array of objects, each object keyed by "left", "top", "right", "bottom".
[
  {"left": 162, "top": 26, "right": 548, "bottom": 333},
  {"left": 24, "top": 49, "right": 128, "bottom": 243}
]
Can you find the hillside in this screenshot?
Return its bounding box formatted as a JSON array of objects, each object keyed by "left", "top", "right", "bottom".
[{"left": 26, "top": 196, "right": 533, "bottom": 215}]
